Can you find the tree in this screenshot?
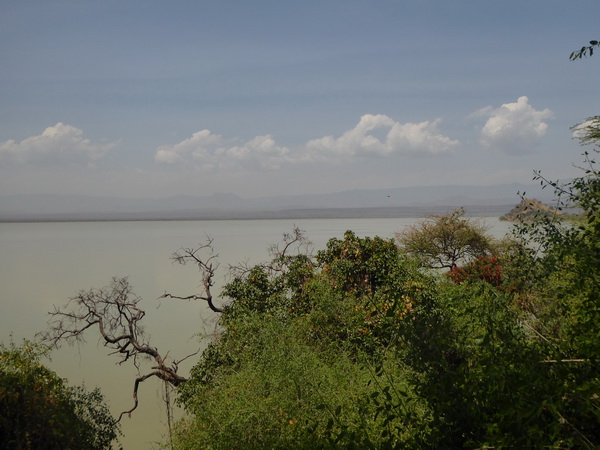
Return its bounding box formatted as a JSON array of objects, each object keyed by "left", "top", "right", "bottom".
[
  {"left": 39, "top": 277, "right": 197, "bottom": 421},
  {"left": 159, "top": 236, "right": 224, "bottom": 313},
  {"left": 39, "top": 228, "right": 311, "bottom": 421},
  {"left": 173, "top": 231, "right": 440, "bottom": 448},
  {"left": 447, "top": 255, "right": 503, "bottom": 287},
  {"left": 395, "top": 208, "right": 495, "bottom": 269},
  {"left": 496, "top": 122, "right": 600, "bottom": 447},
  {"left": 161, "top": 226, "right": 312, "bottom": 313},
  {"left": 0, "top": 340, "right": 120, "bottom": 449}
]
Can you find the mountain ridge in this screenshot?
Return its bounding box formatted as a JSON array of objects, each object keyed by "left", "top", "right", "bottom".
[{"left": 0, "top": 183, "right": 557, "bottom": 222}]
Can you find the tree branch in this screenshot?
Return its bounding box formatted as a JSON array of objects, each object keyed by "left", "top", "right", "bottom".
[
  {"left": 159, "top": 292, "right": 223, "bottom": 313},
  {"left": 162, "top": 236, "right": 225, "bottom": 313},
  {"left": 230, "top": 225, "right": 312, "bottom": 277},
  {"left": 38, "top": 276, "right": 194, "bottom": 419}
]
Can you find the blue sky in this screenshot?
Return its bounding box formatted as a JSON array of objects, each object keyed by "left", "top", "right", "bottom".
[{"left": 1, "top": 0, "right": 599, "bottom": 198}]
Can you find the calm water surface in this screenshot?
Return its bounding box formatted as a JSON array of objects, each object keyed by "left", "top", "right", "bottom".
[{"left": 0, "top": 217, "right": 513, "bottom": 449}]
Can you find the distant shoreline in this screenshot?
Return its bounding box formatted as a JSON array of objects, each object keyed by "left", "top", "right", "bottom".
[{"left": 0, "top": 204, "right": 513, "bottom": 223}]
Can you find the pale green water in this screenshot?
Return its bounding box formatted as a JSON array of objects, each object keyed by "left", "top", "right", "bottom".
[{"left": 0, "top": 217, "right": 513, "bottom": 449}]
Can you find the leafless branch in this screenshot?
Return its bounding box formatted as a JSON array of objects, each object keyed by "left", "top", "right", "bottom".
[
  {"left": 39, "top": 276, "right": 191, "bottom": 421},
  {"left": 229, "top": 226, "right": 312, "bottom": 277},
  {"left": 161, "top": 236, "right": 225, "bottom": 313},
  {"left": 160, "top": 292, "right": 223, "bottom": 313},
  {"left": 39, "top": 229, "right": 311, "bottom": 421}
]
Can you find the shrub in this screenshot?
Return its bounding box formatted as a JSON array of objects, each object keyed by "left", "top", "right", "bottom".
[{"left": 0, "top": 340, "right": 119, "bottom": 449}]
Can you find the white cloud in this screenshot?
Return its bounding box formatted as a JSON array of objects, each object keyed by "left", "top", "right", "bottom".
[
  {"left": 223, "top": 135, "right": 291, "bottom": 170},
  {"left": 155, "top": 129, "right": 224, "bottom": 166},
  {"left": 478, "top": 96, "right": 553, "bottom": 155},
  {"left": 304, "top": 114, "right": 458, "bottom": 161},
  {"left": 155, "top": 129, "right": 290, "bottom": 170},
  {"left": 0, "top": 123, "right": 116, "bottom": 166},
  {"left": 157, "top": 115, "right": 458, "bottom": 171},
  {"left": 388, "top": 119, "right": 458, "bottom": 156}
]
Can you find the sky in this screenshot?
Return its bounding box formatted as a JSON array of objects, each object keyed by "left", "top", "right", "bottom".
[{"left": 1, "top": 0, "right": 599, "bottom": 199}]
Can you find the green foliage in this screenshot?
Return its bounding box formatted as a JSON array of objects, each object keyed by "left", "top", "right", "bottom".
[
  {"left": 309, "top": 232, "right": 442, "bottom": 356},
  {"left": 497, "top": 126, "right": 600, "bottom": 446},
  {"left": 570, "top": 40, "right": 600, "bottom": 60},
  {"left": 0, "top": 340, "right": 119, "bottom": 449},
  {"left": 316, "top": 231, "right": 401, "bottom": 296},
  {"left": 396, "top": 208, "right": 496, "bottom": 269},
  {"left": 509, "top": 148, "right": 600, "bottom": 352},
  {"left": 173, "top": 139, "right": 600, "bottom": 448},
  {"left": 174, "top": 232, "right": 443, "bottom": 448},
  {"left": 428, "top": 282, "right": 573, "bottom": 447},
  {"left": 173, "top": 314, "right": 432, "bottom": 449},
  {"left": 308, "top": 355, "right": 434, "bottom": 449}
]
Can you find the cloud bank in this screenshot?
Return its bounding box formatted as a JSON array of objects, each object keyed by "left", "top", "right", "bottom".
[
  {"left": 155, "top": 114, "right": 458, "bottom": 170},
  {"left": 3, "top": 99, "right": 553, "bottom": 178},
  {"left": 304, "top": 114, "right": 457, "bottom": 162},
  {"left": 155, "top": 130, "right": 290, "bottom": 170},
  {"left": 0, "top": 123, "right": 116, "bottom": 166},
  {"left": 478, "top": 96, "right": 553, "bottom": 155}
]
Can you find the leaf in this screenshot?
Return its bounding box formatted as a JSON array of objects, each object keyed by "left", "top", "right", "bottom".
[
  {"left": 326, "top": 418, "right": 334, "bottom": 431},
  {"left": 335, "top": 429, "right": 347, "bottom": 444}
]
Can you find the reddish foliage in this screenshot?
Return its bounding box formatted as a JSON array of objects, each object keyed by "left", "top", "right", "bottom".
[{"left": 447, "top": 256, "right": 502, "bottom": 287}]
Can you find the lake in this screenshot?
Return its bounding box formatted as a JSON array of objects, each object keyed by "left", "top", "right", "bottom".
[{"left": 0, "top": 217, "right": 514, "bottom": 449}]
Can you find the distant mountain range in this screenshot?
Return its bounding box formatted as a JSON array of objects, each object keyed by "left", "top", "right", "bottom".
[{"left": 0, "top": 183, "right": 557, "bottom": 222}]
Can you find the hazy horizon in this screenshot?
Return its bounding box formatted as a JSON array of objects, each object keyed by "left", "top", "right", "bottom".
[{"left": 0, "top": 181, "right": 556, "bottom": 222}]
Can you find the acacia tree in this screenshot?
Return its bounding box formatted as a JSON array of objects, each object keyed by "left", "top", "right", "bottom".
[{"left": 395, "top": 208, "right": 495, "bottom": 269}]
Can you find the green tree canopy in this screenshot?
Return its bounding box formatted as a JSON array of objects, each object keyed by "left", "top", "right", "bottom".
[
  {"left": 170, "top": 152, "right": 600, "bottom": 447},
  {"left": 396, "top": 208, "right": 495, "bottom": 269},
  {"left": 0, "top": 340, "right": 120, "bottom": 449}
]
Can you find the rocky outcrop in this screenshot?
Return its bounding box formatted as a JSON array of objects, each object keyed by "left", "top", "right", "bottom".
[{"left": 501, "top": 198, "right": 561, "bottom": 221}]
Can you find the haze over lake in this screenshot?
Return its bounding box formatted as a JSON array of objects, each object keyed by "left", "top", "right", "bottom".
[
  {"left": 1, "top": 217, "right": 514, "bottom": 448},
  {"left": 0, "top": 183, "right": 554, "bottom": 222}
]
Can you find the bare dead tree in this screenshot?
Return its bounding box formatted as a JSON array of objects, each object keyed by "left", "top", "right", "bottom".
[
  {"left": 38, "top": 276, "right": 198, "bottom": 421},
  {"left": 38, "top": 229, "right": 310, "bottom": 422},
  {"left": 229, "top": 225, "right": 313, "bottom": 277},
  {"left": 160, "top": 235, "right": 224, "bottom": 313},
  {"left": 162, "top": 228, "right": 311, "bottom": 306}
]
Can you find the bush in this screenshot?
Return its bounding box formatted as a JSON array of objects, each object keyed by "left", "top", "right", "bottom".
[
  {"left": 0, "top": 340, "right": 119, "bottom": 449},
  {"left": 447, "top": 256, "right": 503, "bottom": 286},
  {"left": 172, "top": 315, "right": 432, "bottom": 449}
]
